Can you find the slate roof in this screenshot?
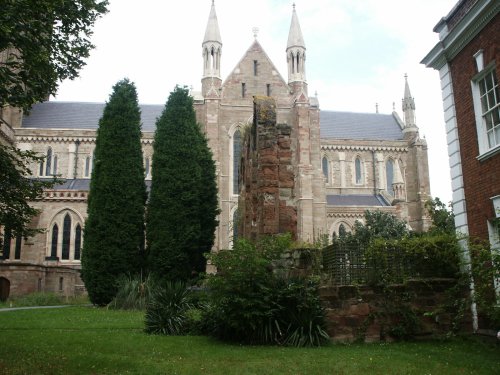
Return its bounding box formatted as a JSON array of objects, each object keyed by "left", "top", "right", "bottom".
[
  {"left": 23, "top": 102, "right": 404, "bottom": 141},
  {"left": 326, "top": 194, "right": 390, "bottom": 207},
  {"left": 39, "top": 178, "right": 152, "bottom": 192},
  {"left": 320, "top": 111, "right": 403, "bottom": 140},
  {"left": 22, "top": 102, "right": 163, "bottom": 132}
]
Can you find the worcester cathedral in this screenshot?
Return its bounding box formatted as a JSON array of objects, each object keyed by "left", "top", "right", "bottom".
[{"left": 0, "top": 3, "right": 431, "bottom": 297}]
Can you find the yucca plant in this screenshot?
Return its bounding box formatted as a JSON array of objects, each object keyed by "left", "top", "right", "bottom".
[
  {"left": 144, "top": 281, "right": 193, "bottom": 335},
  {"left": 275, "top": 278, "right": 330, "bottom": 347},
  {"left": 108, "top": 274, "right": 154, "bottom": 310}
]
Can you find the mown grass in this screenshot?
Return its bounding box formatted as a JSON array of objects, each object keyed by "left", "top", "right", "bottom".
[
  {"left": 0, "top": 292, "right": 89, "bottom": 308},
  {"left": 0, "top": 307, "right": 498, "bottom": 375}
]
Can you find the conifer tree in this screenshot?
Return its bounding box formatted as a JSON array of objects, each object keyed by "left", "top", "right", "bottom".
[
  {"left": 81, "top": 79, "right": 146, "bottom": 305},
  {"left": 147, "top": 86, "right": 218, "bottom": 280}
]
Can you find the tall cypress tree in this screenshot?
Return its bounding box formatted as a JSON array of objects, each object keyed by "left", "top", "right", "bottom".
[
  {"left": 81, "top": 79, "right": 146, "bottom": 305},
  {"left": 147, "top": 86, "right": 218, "bottom": 280}
]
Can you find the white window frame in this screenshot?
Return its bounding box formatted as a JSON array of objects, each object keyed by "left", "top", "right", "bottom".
[{"left": 472, "top": 63, "right": 500, "bottom": 160}]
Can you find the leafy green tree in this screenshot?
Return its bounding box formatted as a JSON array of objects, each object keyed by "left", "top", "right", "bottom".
[
  {"left": 425, "top": 197, "right": 455, "bottom": 235},
  {"left": 0, "top": 0, "right": 108, "bottom": 111},
  {"left": 351, "top": 210, "right": 410, "bottom": 245},
  {"left": 82, "top": 79, "right": 146, "bottom": 306},
  {"left": 0, "top": 145, "right": 55, "bottom": 251},
  {"left": 147, "top": 86, "right": 219, "bottom": 281}
]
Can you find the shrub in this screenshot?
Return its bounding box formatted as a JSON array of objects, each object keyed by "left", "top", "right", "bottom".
[
  {"left": 469, "top": 239, "right": 500, "bottom": 329},
  {"left": 365, "top": 234, "right": 461, "bottom": 284},
  {"left": 144, "top": 281, "right": 193, "bottom": 335},
  {"left": 275, "top": 278, "right": 329, "bottom": 347},
  {"left": 108, "top": 275, "right": 155, "bottom": 310},
  {"left": 205, "top": 235, "right": 329, "bottom": 347}
]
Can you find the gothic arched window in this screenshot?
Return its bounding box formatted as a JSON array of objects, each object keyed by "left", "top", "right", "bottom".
[
  {"left": 14, "top": 236, "right": 22, "bottom": 260},
  {"left": 45, "top": 147, "right": 52, "bottom": 176},
  {"left": 52, "top": 154, "right": 58, "bottom": 175},
  {"left": 74, "top": 224, "right": 82, "bottom": 260},
  {"left": 62, "top": 214, "right": 71, "bottom": 260},
  {"left": 355, "top": 157, "right": 362, "bottom": 185},
  {"left": 50, "top": 224, "right": 58, "bottom": 258},
  {"left": 386, "top": 159, "right": 394, "bottom": 196},
  {"left": 85, "top": 156, "right": 91, "bottom": 177},
  {"left": 232, "top": 209, "right": 238, "bottom": 245},
  {"left": 145, "top": 157, "right": 150, "bottom": 178},
  {"left": 233, "top": 129, "right": 242, "bottom": 195},
  {"left": 322, "top": 157, "right": 329, "bottom": 183},
  {"left": 339, "top": 224, "right": 347, "bottom": 238}
]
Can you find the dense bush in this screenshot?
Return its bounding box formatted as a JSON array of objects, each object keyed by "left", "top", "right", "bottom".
[
  {"left": 144, "top": 281, "right": 194, "bottom": 335},
  {"left": 469, "top": 239, "right": 500, "bottom": 329},
  {"left": 365, "top": 234, "right": 462, "bottom": 284},
  {"left": 205, "top": 235, "right": 329, "bottom": 347}
]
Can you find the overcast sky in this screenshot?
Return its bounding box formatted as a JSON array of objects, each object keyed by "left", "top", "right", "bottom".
[{"left": 54, "top": 0, "right": 458, "bottom": 204}]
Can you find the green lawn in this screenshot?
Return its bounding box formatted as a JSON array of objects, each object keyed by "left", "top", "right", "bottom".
[{"left": 0, "top": 307, "right": 498, "bottom": 375}]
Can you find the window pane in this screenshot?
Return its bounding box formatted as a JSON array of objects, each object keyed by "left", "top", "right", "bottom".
[
  {"left": 74, "top": 224, "right": 81, "bottom": 260},
  {"left": 232, "top": 209, "right": 238, "bottom": 245},
  {"left": 488, "top": 129, "right": 495, "bottom": 148},
  {"left": 485, "top": 73, "right": 493, "bottom": 91},
  {"left": 14, "top": 236, "right": 22, "bottom": 260},
  {"left": 339, "top": 224, "right": 346, "bottom": 237},
  {"left": 45, "top": 148, "right": 52, "bottom": 176},
  {"left": 493, "top": 108, "right": 500, "bottom": 128},
  {"left": 322, "top": 157, "right": 329, "bottom": 181},
  {"left": 85, "top": 156, "right": 90, "bottom": 177},
  {"left": 386, "top": 160, "right": 394, "bottom": 196},
  {"left": 62, "top": 214, "right": 71, "bottom": 260},
  {"left": 53, "top": 155, "right": 58, "bottom": 175},
  {"left": 485, "top": 112, "right": 494, "bottom": 131},
  {"left": 233, "top": 130, "right": 241, "bottom": 194},
  {"left": 481, "top": 95, "right": 489, "bottom": 113},
  {"left": 479, "top": 79, "right": 486, "bottom": 96},
  {"left": 488, "top": 91, "right": 496, "bottom": 110},
  {"left": 145, "top": 158, "right": 150, "bottom": 177},
  {"left": 51, "top": 225, "right": 58, "bottom": 257},
  {"left": 494, "top": 126, "right": 500, "bottom": 147},
  {"left": 355, "top": 158, "right": 362, "bottom": 184}
]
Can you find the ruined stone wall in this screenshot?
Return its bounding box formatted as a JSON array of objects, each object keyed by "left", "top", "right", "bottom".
[
  {"left": 238, "top": 96, "right": 297, "bottom": 241},
  {"left": 320, "top": 279, "right": 471, "bottom": 342}
]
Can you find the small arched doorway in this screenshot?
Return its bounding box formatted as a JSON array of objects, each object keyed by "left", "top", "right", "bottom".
[{"left": 0, "top": 277, "right": 10, "bottom": 302}]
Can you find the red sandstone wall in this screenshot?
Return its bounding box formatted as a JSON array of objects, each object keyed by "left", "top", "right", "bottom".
[{"left": 239, "top": 96, "right": 297, "bottom": 241}]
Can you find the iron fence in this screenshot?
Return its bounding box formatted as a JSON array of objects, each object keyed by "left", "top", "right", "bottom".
[{"left": 322, "top": 242, "right": 416, "bottom": 286}]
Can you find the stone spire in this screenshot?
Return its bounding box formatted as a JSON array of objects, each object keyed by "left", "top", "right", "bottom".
[
  {"left": 402, "top": 74, "right": 417, "bottom": 128},
  {"left": 287, "top": 3, "right": 305, "bottom": 50},
  {"left": 202, "top": 1, "right": 222, "bottom": 95},
  {"left": 202, "top": 1, "right": 222, "bottom": 79},
  {"left": 287, "top": 3, "right": 307, "bottom": 85}
]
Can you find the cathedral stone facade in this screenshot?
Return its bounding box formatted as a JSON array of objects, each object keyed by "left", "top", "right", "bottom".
[{"left": 0, "top": 3, "right": 431, "bottom": 298}]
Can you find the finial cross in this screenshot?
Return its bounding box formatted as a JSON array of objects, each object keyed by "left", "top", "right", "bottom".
[{"left": 252, "top": 27, "right": 259, "bottom": 39}]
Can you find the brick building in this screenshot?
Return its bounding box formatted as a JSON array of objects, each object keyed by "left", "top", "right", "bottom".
[
  {"left": 1, "top": 3, "right": 431, "bottom": 298},
  {"left": 422, "top": 0, "right": 499, "bottom": 248}
]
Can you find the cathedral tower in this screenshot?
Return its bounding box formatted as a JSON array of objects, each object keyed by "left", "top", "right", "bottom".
[
  {"left": 287, "top": 4, "right": 307, "bottom": 97},
  {"left": 286, "top": 5, "right": 326, "bottom": 242},
  {"left": 202, "top": 0, "right": 222, "bottom": 97}
]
